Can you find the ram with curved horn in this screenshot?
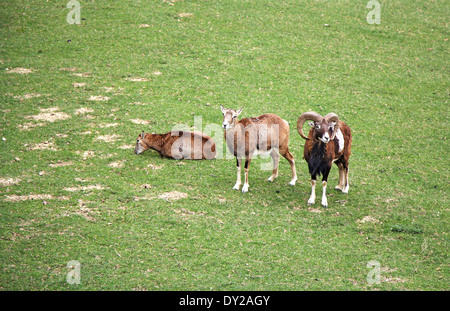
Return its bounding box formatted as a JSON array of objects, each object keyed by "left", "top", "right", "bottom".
[{"left": 297, "top": 111, "right": 352, "bottom": 207}]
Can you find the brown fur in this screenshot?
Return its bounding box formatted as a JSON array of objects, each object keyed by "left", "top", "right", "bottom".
[
  {"left": 303, "top": 121, "right": 352, "bottom": 172},
  {"left": 298, "top": 113, "right": 352, "bottom": 207},
  {"left": 221, "top": 106, "right": 297, "bottom": 192},
  {"left": 135, "top": 131, "right": 216, "bottom": 160}
]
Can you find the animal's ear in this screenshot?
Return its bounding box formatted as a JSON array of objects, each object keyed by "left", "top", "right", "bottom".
[
  {"left": 236, "top": 107, "right": 243, "bottom": 116},
  {"left": 141, "top": 131, "right": 145, "bottom": 139},
  {"left": 220, "top": 105, "right": 226, "bottom": 114}
]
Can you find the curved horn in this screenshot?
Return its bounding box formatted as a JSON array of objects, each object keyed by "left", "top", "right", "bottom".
[
  {"left": 297, "top": 111, "right": 323, "bottom": 140},
  {"left": 324, "top": 113, "right": 340, "bottom": 140}
]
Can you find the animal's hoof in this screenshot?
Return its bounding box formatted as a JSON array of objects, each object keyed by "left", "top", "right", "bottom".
[
  {"left": 233, "top": 184, "right": 240, "bottom": 191},
  {"left": 241, "top": 184, "right": 249, "bottom": 193},
  {"left": 307, "top": 199, "right": 315, "bottom": 205},
  {"left": 289, "top": 179, "right": 297, "bottom": 186}
]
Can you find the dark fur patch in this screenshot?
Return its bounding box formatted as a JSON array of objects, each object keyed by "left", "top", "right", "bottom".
[{"left": 308, "top": 142, "right": 330, "bottom": 177}]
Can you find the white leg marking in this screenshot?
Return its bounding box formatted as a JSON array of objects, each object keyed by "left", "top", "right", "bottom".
[
  {"left": 289, "top": 176, "right": 297, "bottom": 186},
  {"left": 233, "top": 163, "right": 241, "bottom": 190},
  {"left": 321, "top": 181, "right": 328, "bottom": 207},
  {"left": 342, "top": 184, "right": 349, "bottom": 194},
  {"left": 241, "top": 183, "right": 249, "bottom": 193},
  {"left": 308, "top": 180, "right": 316, "bottom": 205}
]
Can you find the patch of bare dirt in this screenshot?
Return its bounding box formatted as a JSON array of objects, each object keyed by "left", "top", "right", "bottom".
[
  {"left": 73, "top": 83, "right": 86, "bottom": 88},
  {"left": 95, "top": 134, "right": 122, "bottom": 142},
  {"left": 7, "top": 67, "right": 33, "bottom": 74},
  {"left": 77, "top": 150, "right": 95, "bottom": 159},
  {"left": 0, "top": 178, "right": 21, "bottom": 187},
  {"left": 18, "top": 122, "right": 45, "bottom": 131},
  {"left": 177, "top": 12, "right": 193, "bottom": 18},
  {"left": 71, "top": 72, "right": 91, "bottom": 77},
  {"left": 14, "top": 93, "right": 41, "bottom": 100},
  {"left": 158, "top": 191, "right": 188, "bottom": 201},
  {"left": 108, "top": 160, "right": 125, "bottom": 168},
  {"left": 63, "top": 184, "right": 106, "bottom": 192},
  {"left": 30, "top": 140, "right": 58, "bottom": 151},
  {"left": 89, "top": 95, "right": 110, "bottom": 101},
  {"left": 26, "top": 107, "right": 71, "bottom": 123},
  {"left": 102, "top": 86, "right": 124, "bottom": 95},
  {"left": 130, "top": 119, "right": 150, "bottom": 125},
  {"left": 4, "top": 194, "right": 69, "bottom": 202},
  {"left": 126, "top": 77, "right": 150, "bottom": 82},
  {"left": 49, "top": 161, "right": 73, "bottom": 168},
  {"left": 134, "top": 194, "right": 153, "bottom": 201},
  {"left": 59, "top": 67, "right": 78, "bottom": 72}
]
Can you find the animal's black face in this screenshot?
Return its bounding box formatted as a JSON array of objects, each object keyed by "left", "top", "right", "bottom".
[{"left": 310, "top": 120, "right": 336, "bottom": 144}]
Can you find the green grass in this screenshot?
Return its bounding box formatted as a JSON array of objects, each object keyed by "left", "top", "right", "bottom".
[{"left": 0, "top": 0, "right": 448, "bottom": 290}]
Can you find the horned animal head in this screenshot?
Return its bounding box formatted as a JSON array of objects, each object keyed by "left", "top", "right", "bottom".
[
  {"left": 134, "top": 131, "right": 148, "bottom": 154},
  {"left": 220, "top": 105, "right": 243, "bottom": 130},
  {"left": 297, "top": 112, "right": 340, "bottom": 144}
]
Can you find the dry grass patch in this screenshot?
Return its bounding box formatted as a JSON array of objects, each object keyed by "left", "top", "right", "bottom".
[
  {"left": 108, "top": 160, "right": 126, "bottom": 168},
  {"left": 63, "top": 184, "right": 106, "bottom": 192},
  {"left": 130, "top": 118, "right": 151, "bottom": 125},
  {"left": 18, "top": 122, "right": 45, "bottom": 131},
  {"left": 95, "top": 134, "right": 122, "bottom": 142},
  {"left": 147, "top": 164, "right": 163, "bottom": 170},
  {"left": 30, "top": 140, "right": 58, "bottom": 151},
  {"left": 126, "top": 77, "right": 150, "bottom": 82},
  {"left": 49, "top": 161, "right": 73, "bottom": 168},
  {"left": 158, "top": 191, "right": 188, "bottom": 201},
  {"left": 59, "top": 67, "right": 77, "bottom": 72},
  {"left": 89, "top": 95, "right": 110, "bottom": 101},
  {"left": 76, "top": 150, "right": 95, "bottom": 159},
  {"left": 71, "top": 72, "right": 91, "bottom": 77},
  {"left": 7, "top": 67, "right": 33, "bottom": 74},
  {"left": 177, "top": 12, "right": 193, "bottom": 18},
  {"left": 26, "top": 107, "right": 71, "bottom": 123},
  {"left": 4, "top": 194, "right": 69, "bottom": 202},
  {"left": 75, "top": 107, "right": 94, "bottom": 115},
  {"left": 14, "top": 93, "right": 41, "bottom": 100},
  {"left": 0, "top": 178, "right": 21, "bottom": 186}
]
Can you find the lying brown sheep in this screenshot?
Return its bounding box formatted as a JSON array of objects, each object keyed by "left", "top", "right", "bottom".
[{"left": 134, "top": 130, "right": 216, "bottom": 160}]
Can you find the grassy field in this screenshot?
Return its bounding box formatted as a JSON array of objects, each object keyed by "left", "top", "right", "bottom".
[{"left": 0, "top": 0, "right": 448, "bottom": 291}]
